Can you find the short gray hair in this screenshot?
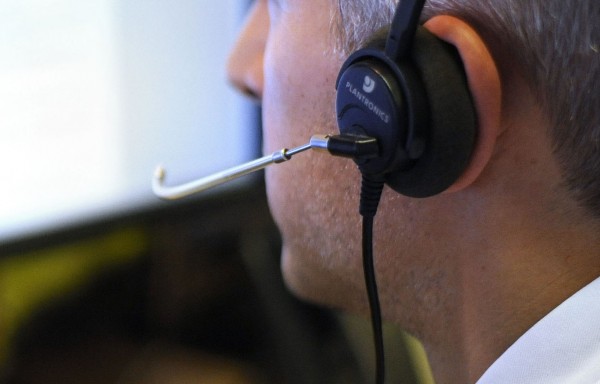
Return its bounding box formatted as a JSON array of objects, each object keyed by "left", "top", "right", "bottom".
[{"left": 334, "top": 0, "right": 600, "bottom": 218}]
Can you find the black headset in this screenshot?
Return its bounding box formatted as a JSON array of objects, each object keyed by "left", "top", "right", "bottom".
[{"left": 335, "top": 0, "right": 477, "bottom": 198}]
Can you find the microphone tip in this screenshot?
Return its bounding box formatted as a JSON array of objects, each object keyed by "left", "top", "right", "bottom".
[{"left": 154, "top": 166, "right": 166, "bottom": 181}]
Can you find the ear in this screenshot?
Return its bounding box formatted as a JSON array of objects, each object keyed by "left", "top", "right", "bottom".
[{"left": 424, "top": 16, "right": 502, "bottom": 193}]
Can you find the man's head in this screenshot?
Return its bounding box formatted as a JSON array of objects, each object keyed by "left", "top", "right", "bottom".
[{"left": 227, "top": 0, "right": 600, "bottom": 352}]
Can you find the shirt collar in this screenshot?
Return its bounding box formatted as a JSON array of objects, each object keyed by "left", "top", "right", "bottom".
[{"left": 477, "top": 277, "right": 600, "bottom": 383}]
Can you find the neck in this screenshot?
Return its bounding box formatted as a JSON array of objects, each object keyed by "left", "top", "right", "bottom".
[{"left": 420, "top": 209, "right": 600, "bottom": 384}]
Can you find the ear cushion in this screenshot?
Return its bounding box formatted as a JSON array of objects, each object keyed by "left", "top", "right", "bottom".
[{"left": 386, "top": 27, "right": 477, "bottom": 197}]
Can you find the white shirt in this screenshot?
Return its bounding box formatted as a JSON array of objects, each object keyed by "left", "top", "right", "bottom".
[{"left": 477, "top": 277, "right": 600, "bottom": 383}]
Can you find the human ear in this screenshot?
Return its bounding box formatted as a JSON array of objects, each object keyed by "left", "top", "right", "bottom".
[{"left": 424, "top": 16, "right": 502, "bottom": 193}]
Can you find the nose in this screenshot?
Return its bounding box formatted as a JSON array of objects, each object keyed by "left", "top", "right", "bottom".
[{"left": 227, "top": 0, "right": 268, "bottom": 102}]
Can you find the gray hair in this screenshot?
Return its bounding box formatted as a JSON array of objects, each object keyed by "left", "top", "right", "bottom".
[{"left": 334, "top": 0, "right": 600, "bottom": 218}]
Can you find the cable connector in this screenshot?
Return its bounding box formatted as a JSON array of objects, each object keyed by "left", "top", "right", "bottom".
[{"left": 310, "top": 134, "right": 379, "bottom": 161}]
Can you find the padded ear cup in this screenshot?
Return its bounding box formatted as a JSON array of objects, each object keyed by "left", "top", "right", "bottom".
[
  {"left": 336, "top": 27, "right": 477, "bottom": 197},
  {"left": 388, "top": 27, "right": 476, "bottom": 197},
  {"left": 336, "top": 30, "right": 429, "bottom": 181}
]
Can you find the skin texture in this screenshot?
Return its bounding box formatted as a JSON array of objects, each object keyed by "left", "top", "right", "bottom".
[{"left": 227, "top": 1, "right": 600, "bottom": 382}]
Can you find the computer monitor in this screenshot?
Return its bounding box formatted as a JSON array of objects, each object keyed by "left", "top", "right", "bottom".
[{"left": 0, "top": 0, "right": 257, "bottom": 242}]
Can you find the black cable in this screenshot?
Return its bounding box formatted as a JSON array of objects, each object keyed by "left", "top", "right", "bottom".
[
  {"left": 320, "top": 134, "right": 386, "bottom": 383},
  {"left": 359, "top": 175, "right": 386, "bottom": 384}
]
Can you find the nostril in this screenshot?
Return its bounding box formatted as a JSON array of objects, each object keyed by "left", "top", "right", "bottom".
[
  {"left": 239, "top": 85, "right": 261, "bottom": 103},
  {"left": 227, "top": 60, "right": 263, "bottom": 103}
]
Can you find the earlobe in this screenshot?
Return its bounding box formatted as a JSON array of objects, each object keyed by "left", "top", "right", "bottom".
[{"left": 424, "top": 16, "right": 502, "bottom": 193}]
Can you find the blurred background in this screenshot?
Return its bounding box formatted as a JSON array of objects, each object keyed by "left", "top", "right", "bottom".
[{"left": 0, "top": 1, "right": 433, "bottom": 383}]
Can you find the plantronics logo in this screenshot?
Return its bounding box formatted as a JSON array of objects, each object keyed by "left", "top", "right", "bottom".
[
  {"left": 363, "top": 75, "right": 376, "bottom": 93},
  {"left": 345, "top": 80, "right": 390, "bottom": 124}
]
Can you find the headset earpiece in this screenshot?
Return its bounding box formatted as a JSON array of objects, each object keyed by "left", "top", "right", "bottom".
[{"left": 335, "top": 24, "right": 477, "bottom": 197}]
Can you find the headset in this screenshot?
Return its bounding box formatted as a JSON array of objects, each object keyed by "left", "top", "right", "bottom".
[
  {"left": 334, "top": 1, "right": 476, "bottom": 383},
  {"left": 153, "top": 0, "right": 476, "bottom": 201},
  {"left": 153, "top": 0, "right": 477, "bottom": 199},
  {"left": 336, "top": 0, "right": 476, "bottom": 198}
]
